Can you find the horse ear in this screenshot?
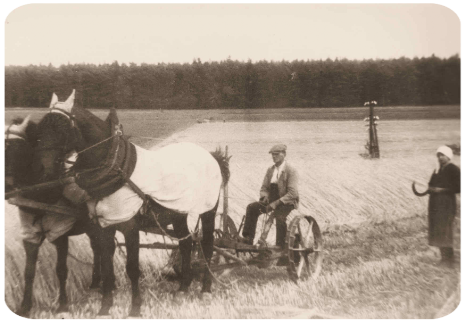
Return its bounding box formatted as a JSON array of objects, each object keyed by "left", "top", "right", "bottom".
[
  {"left": 50, "top": 93, "right": 58, "bottom": 108},
  {"left": 17, "top": 115, "right": 31, "bottom": 134},
  {"left": 107, "top": 108, "right": 119, "bottom": 124},
  {"left": 62, "top": 89, "right": 76, "bottom": 113},
  {"left": 66, "top": 89, "right": 76, "bottom": 104}
]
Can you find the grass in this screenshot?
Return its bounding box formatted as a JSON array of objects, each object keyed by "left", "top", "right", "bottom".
[{"left": 3, "top": 106, "right": 461, "bottom": 318}]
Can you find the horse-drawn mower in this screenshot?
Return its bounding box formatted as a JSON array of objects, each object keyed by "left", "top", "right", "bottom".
[{"left": 6, "top": 146, "right": 324, "bottom": 283}]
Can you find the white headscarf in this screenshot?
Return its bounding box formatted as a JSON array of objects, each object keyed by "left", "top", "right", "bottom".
[
  {"left": 437, "top": 146, "right": 453, "bottom": 160},
  {"left": 435, "top": 145, "right": 453, "bottom": 173}
]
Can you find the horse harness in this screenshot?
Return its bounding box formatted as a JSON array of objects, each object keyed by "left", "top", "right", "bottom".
[
  {"left": 7, "top": 111, "right": 200, "bottom": 243},
  {"left": 44, "top": 108, "right": 193, "bottom": 237}
]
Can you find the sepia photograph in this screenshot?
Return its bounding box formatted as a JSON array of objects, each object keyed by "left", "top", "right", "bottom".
[{"left": 2, "top": 2, "right": 462, "bottom": 319}]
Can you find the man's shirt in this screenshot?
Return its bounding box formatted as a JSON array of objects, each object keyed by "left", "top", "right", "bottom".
[{"left": 271, "top": 161, "right": 286, "bottom": 184}]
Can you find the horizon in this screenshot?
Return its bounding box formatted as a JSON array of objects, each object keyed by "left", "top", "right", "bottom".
[{"left": 5, "top": 53, "right": 461, "bottom": 68}]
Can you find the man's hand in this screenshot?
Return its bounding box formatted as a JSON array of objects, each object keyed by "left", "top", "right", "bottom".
[
  {"left": 192, "top": 229, "right": 203, "bottom": 242},
  {"left": 266, "top": 200, "right": 282, "bottom": 212}
]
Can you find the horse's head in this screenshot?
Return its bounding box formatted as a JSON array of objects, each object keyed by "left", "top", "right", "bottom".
[
  {"left": 35, "top": 90, "right": 81, "bottom": 182},
  {"left": 35, "top": 89, "right": 113, "bottom": 182},
  {"left": 5, "top": 116, "right": 37, "bottom": 193}
]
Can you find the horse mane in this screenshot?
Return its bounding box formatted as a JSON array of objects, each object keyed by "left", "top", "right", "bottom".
[
  {"left": 37, "top": 112, "right": 88, "bottom": 154},
  {"left": 37, "top": 113, "right": 73, "bottom": 140},
  {"left": 210, "top": 147, "right": 231, "bottom": 184}
]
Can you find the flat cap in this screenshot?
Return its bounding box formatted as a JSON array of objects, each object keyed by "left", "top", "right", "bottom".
[{"left": 269, "top": 144, "right": 287, "bottom": 153}]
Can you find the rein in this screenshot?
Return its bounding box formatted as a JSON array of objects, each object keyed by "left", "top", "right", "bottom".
[{"left": 75, "top": 133, "right": 120, "bottom": 156}]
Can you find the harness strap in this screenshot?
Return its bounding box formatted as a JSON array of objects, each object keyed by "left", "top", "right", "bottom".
[
  {"left": 116, "top": 167, "right": 152, "bottom": 220},
  {"left": 50, "top": 107, "right": 76, "bottom": 127},
  {"left": 117, "top": 168, "right": 147, "bottom": 202},
  {"left": 80, "top": 138, "right": 137, "bottom": 198},
  {"left": 117, "top": 167, "right": 198, "bottom": 242},
  {"left": 75, "top": 109, "right": 137, "bottom": 199}
]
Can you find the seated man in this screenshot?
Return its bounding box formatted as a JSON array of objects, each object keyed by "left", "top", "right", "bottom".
[{"left": 240, "top": 144, "right": 299, "bottom": 247}]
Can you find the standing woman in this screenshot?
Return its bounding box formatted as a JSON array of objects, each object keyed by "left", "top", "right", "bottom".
[{"left": 428, "top": 146, "right": 460, "bottom": 267}]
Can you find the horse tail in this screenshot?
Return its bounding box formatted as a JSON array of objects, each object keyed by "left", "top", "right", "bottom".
[{"left": 210, "top": 147, "right": 231, "bottom": 185}]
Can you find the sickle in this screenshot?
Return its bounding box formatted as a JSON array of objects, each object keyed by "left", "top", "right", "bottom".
[{"left": 412, "top": 182, "right": 429, "bottom": 197}]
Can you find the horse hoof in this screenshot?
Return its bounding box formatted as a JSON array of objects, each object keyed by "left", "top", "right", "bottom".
[{"left": 200, "top": 292, "right": 213, "bottom": 301}]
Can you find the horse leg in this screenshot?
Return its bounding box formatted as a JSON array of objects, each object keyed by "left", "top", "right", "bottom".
[
  {"left": 85, "top": 224, "right": 103, "bottom": 290},
  {"left": 52, "top": 235, "right": 69, "bottom": 313},
  {"left": 17, "top": 240, "right": 40, "bottom": 316},
  {"left": 66, "top": 217, "right": 107, "bottom": 291},
  {"left": 98, "top": 227, "right": 116, "bottom": 316},
  {"left": 121, "top": 220, "right": 142, "bottom": 317},
  {"left": 200, "top": 206, "right": 217, "bottom": 294},
  {"left": 172, "top": 215, "right": 193, "bottom": 292}
]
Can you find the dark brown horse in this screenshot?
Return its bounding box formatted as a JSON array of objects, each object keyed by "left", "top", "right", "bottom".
[
  {"left": 34, "top": 90, "right": 230, "bottom": 317},
  {"left": 5, "top": 116, "right": 105, "bottom": 317}
]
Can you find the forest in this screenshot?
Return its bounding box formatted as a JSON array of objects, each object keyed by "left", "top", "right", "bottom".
[{"left": 5, "top": 55, "right": 460, "bottom": 109}]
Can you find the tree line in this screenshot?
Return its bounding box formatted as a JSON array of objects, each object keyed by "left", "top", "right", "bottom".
[{"left": 5, "top": 55, "right": 460, "bottom": 109}]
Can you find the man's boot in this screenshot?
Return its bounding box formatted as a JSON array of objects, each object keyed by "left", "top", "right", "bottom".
[{"left": 275, "top": 216, "right": 290, "bottom": 266}]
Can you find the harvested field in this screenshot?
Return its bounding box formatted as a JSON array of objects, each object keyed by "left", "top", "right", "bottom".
[
  {"left": 163, "top": 119, "right": 460, "bottom": 235},
  {"left": 4, "top": 107, "right": 461, "bottom": 318}
]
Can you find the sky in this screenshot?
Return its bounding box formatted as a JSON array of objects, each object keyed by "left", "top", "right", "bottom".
[{"left": 2, "top": 2, "right": 463, "bottom": 66}]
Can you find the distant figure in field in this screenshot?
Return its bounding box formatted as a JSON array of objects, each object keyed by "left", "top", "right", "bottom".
[
  {"left": 239, "top": 144, "right": 299, "bottom": 248},
  {"left": 427, "top": 145, "right": 460, "bottom": 267}
]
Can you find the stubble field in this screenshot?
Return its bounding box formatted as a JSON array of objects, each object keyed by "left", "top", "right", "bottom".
[{"left": 4, "top": 106, "right": 461, "bottom": 318}]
